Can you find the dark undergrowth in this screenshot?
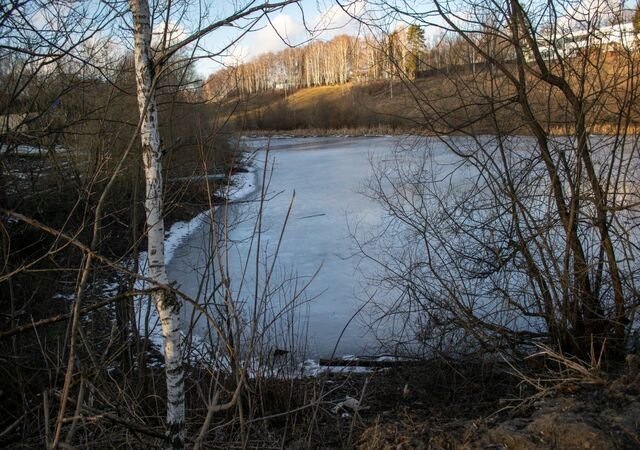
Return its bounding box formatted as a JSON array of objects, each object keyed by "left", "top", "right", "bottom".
[{"left": 4, "top": 349, "right": 639, "bottom": 449}]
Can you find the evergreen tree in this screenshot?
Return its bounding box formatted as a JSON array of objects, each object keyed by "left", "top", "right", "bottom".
[{"left": 406, "top": 24, "right": 425, "bottom": 78}]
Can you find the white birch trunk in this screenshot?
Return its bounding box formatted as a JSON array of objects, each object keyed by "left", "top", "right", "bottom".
[{"left": 129, "top": 0, "right": 185, "bottom": 448}]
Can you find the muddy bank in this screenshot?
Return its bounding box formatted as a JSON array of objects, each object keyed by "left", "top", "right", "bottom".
[{"left": 353, "top": 356, "right": 640, "bottom": 450}]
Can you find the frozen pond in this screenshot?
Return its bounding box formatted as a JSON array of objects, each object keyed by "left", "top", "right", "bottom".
[
  {"left": 151, "top": 133, "right": 639, "bottom": 362},
  {"left": 166, "top": 135, "right": 474, "bottom": 359},
  {"left": 166, "top": 136, "right": 407, "bottom": 358}
]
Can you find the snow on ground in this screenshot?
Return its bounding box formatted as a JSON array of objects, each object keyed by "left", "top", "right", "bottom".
[{"left": 0, "top": 144, "right": 66, "bottom": 156}]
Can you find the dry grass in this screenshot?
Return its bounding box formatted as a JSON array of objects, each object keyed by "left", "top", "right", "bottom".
[{"left": 214, "top": 50, "right": 640, "bottom": 137}]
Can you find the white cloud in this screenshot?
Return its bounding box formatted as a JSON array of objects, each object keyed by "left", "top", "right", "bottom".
[
  {"left": 221, "top": 13, "right": 306, "bottom": 65},
  {"left": 310, "top": 1, "right": 365, "bottom": 39},
  {"left": 266, "top": 13, "right": 306, "bottom": 45},
  {"left": 152, "top": 21, "right": 188, "bottom": 50},
  {"left": 226, "top": 44, "right": 250, "bottom": 65}
]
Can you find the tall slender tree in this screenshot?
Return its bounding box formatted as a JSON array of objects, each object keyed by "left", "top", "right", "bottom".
[
  {"left": 406, "top": 24, "right": 425, "bottom": 78},
  {"left": 126, "top": 1, "right": 298, "bottom": 447}
]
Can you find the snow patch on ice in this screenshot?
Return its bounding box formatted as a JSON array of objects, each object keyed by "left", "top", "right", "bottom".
[
  {"left": 226, "top": 168, "right": 257, "bottom": 202},
  {"left": 164, "top": 212, "right": 209, "bottom": 266}
]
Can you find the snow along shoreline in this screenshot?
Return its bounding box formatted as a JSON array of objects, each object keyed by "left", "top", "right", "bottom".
[
  {"left": 165, "top": 167, "right": 257, "bottom": 266},
  {"left": 135, "top": 165, "right": 258, "bottom": 350},
  {"left": 133, "top": 162, "right": 384, "bottom": 377}
]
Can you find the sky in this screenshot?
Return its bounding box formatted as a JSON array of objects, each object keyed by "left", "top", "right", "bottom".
[
  {"left": 22, "top": 0, "right": 635, "bottom": 79},
  {"left": 16, "top": 0, "right": 385, "bottom": 79}
]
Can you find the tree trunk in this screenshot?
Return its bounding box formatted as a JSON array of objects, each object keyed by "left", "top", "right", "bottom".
[{"left": 129, "top": 0, "right": 185, "bottom": 448}]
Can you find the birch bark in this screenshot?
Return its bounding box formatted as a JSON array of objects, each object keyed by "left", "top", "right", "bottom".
[{"left": 129, "top": 0, "right": 185, "bottom": 448}]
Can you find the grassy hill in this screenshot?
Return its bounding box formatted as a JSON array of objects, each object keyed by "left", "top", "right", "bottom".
[
  {"left": 217, "top": 80, "right": 426, "bottom": 134},
  {"left": 212, "top": 54, "right": 640, "bottom": 137}
]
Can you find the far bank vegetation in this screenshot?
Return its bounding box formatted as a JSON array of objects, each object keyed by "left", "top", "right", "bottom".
[{"left": 205, "top": 15, "right": 640, "bottom": 135}]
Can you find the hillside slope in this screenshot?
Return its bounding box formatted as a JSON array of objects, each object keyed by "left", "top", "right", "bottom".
[{"left": 212, "top": 55, "right": 639, "bottom": 136}]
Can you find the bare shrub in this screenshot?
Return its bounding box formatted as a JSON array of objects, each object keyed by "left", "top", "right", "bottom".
[{"left": 356, "top": 0, "right": 640, "bottom": 361}]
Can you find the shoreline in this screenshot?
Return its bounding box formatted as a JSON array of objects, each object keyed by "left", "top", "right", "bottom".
[
  {"left": 135, "top": 163, "right": 259, "bottom": 350},
  {"left": 240, "top": 125, "right": 640, "bottom": 139}
]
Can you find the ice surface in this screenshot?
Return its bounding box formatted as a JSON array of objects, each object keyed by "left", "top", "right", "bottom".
[
  {"left": 135, "top": 136, "right": 529, "bottom": 361},
  {"left": 124, "top": 134, "right": 640, "bottom": 367},
  {"left": 170, "top": 136, "right": 469, "bottom": 359}
]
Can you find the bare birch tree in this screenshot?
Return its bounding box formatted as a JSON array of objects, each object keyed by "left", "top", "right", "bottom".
[{"left": 126, "top": 0, "right": 298, "bottom": 447}]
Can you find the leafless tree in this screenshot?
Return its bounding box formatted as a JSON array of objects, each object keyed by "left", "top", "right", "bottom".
[
  {"left": 1, "top": 0, "right": 314, "bottom": 448},
  {"left": 352, "top": 0, "right": 640, "bottom": 360}
]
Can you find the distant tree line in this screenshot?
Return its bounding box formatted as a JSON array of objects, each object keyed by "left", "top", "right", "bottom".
[
  {"left": 204, "top": 24, "right": 433, "bottom": 98},
  {"left": 205, "top": 7, "right": 639, "bottom": 101}
]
